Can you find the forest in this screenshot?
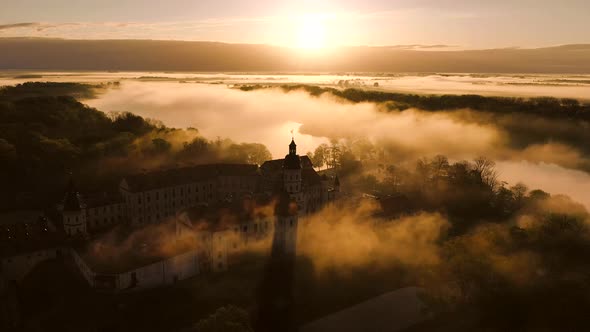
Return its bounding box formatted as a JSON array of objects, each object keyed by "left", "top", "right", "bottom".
[
  {"left": 4, "top": 82, "right": 590, "bottom": 331},
  {"left": 0, "top": 83, "right": 272, "bottom": 210}
]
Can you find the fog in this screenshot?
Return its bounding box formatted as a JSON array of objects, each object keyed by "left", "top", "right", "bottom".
[
  {"left": 87, "top": 81, "right": 500, "bottom": 159},
  {"left": 82, "top": 80, "right": 590, "bottom": 209},
  {"left": 3, "top": 71, "right": 590, "bottom": 100},
  {"left": 497, "top": 161, "right": 590, "bottom": 210},
  {"left": 297, "top": 200, "right": 449, "bottom": 273}
]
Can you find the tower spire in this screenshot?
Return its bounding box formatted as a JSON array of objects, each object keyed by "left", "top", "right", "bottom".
[{"left": 288, "top": 136, "right": 297, "bottom": 156}]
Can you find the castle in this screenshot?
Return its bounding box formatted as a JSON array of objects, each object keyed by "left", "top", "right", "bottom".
[
  {"left": 1, "top": 139, "right": 339, "bottom": 291},
  {"left": 59, "top": 138, "right": 338, "bottom": 236}
]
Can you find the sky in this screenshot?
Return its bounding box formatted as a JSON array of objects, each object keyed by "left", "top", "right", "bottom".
[{"left": 1, "top": 0, "right": 589, "bottom": 49}]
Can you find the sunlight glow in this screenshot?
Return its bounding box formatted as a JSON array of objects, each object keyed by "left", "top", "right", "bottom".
[{"left": 296, "top": 14, "right": 327, "bottom": 49}]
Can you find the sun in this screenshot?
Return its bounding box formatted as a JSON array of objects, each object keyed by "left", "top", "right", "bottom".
[{"left": 296, "top": 14, "right": 327, "bottom": 49}]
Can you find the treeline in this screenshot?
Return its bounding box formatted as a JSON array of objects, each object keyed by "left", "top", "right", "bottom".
[
  {"left": 240, "top": 84, "right": 590, "bottom": 120},
  {"left": 424, "top": 192, "right": 590, "bottom": 331},
  {"left": 0, "top": 81, "right": 118, "bottom": 100},
  {"left": 356, "top": 155, "right": 590, "bottom": 330},
  {"left": 357, "top": 156, "right": 534, "bottom": 233},
  {"left": 0, "top": 83, "right": 271, "bottom": 210},
  {"left": 242, "top": 84, "right": 590, "bottom": 163}
]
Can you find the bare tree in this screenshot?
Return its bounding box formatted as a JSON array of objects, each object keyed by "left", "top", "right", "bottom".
[{"left": 473, "top": 156, "right": 499, "bottom": 190}]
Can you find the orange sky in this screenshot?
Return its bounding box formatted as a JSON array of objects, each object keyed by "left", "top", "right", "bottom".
[{"left": 1, "top": 0, "right": 589, "bottom": 49}]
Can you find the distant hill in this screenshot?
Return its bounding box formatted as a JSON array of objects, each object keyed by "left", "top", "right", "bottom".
[{"left": 1, "top": 38, "right": 590, "bottom": 73}]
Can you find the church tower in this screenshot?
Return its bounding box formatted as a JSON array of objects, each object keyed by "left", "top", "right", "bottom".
[
  {"left": 61, "top": 178, "right": 87, "bottom": 237},
  {"left": 283, "top": 138, "right": 303, "bottom": 214},
  {"left": 283, "top": 139, "right": 302, "bottom": 194}
]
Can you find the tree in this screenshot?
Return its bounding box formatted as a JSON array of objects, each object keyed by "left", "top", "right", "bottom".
[
  {"left": 384, "top": 164, "right": 404, "bottom": 192},
  {"left": 430, "top": 155, "right": 450, "bottom": 179},
  {"left": 192, "top": 306, "right": 253, "bottom": 332},
  {"left": 151, "top": 138, "right": 172, "bottom": 154},
  {"left": 510, "top": 182, "right": 528, "bottom": 207},
  {"left": 473, "top": 156, "right": 499, "bottom": 191},
  {"left": 312, "top": 144, "right": 328, "bottom": 170},
  {"left": 328, "top": 139, "right": 342, "bottom": 169},
  {"left": 236, "top": 143, "right": 272, "bottom": 165}
]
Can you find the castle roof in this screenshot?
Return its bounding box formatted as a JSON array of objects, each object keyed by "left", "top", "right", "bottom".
[
  {"left": 260, "top": 155, "right": 313, "bottom": 175},
  {"left": 84, "top": 192, "right": 124, "bottom": 208},
  {"left": 122, "top": 164, "right": 259, "bottom": 192}
]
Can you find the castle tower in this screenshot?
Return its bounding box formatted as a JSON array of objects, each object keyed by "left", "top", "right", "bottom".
[
  {"left": 61, "top": 178, "right": 87, "bottom": 237},
  {"left": 283, "top": 139, "right": 302, "bottom": 194}
]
